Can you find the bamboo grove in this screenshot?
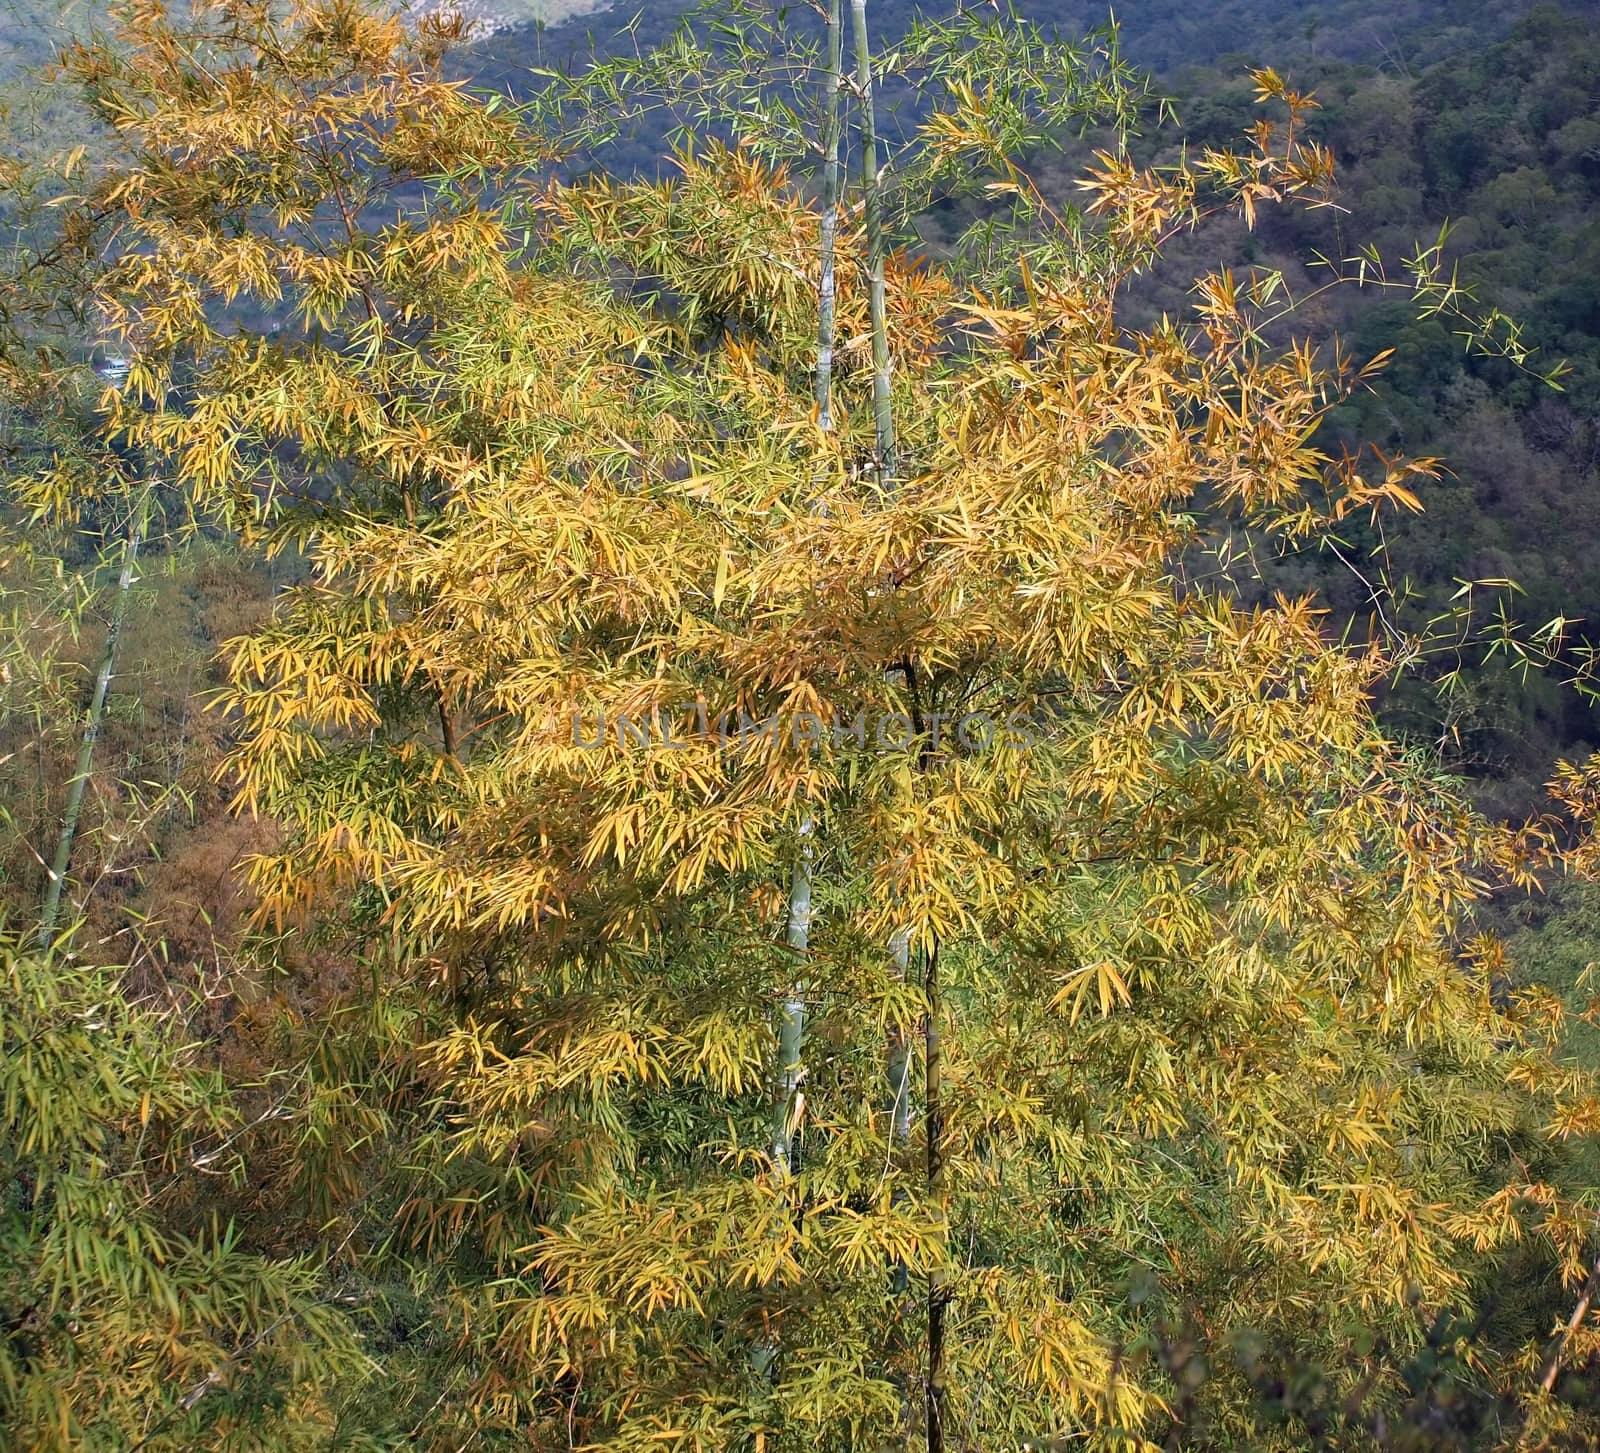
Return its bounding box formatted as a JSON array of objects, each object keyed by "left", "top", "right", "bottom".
[{"left": 4, "top": 0, "right": 1600, "bottom": 1448}]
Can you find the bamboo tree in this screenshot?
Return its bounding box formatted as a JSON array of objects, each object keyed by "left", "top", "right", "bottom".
[
  {"left": 38, "top": 481, "right": 149, "bottom": 947},
  {"left": 58, "top": 4, "right": 1600, "bottom": 1447}
]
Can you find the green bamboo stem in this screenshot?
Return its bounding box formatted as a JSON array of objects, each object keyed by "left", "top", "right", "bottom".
[
  {"left": 887, "top": 925, "right": 913, "bottom": 1304},
  {"left": 887, "top": 926, "right": 913, "bottom": 1148},
  {"left": 846, "top": 0, "right": 914, "bottom": 1189},
  {"left": 886, "top": 923, "right": 914, "bottom": 1313},
  {"left": 771, "top": 0, "right": 848, "bottom": 1180},
  {"left": 886, "top": 967, "right": 917, "bottom": 1445},
  {"left": 770, "top": 820, "right": 814, "bottom": 1176},
  {"left": 38, "top": 485, "right": 150, "bottom": 949},
  {"left": 924, "top": 934, "right": 947, "bottom": 1453},
  {"left": 849, "top": 0, "right": 895, "bottom": 483},
  {"left": 845, "top": 6, "right": 927, "bottom": 1433},
  {"left": 771, "top": 0, "right": 851, "bottom": 1177},
  {"left": 815, "top": 0, "right": 845, "bottom": 432}
]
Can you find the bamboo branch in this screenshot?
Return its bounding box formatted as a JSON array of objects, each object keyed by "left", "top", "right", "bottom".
[
  {"left": 1540, "top": 1243, "right": 1600, "bottom": 1393},
  {"left": 437, "top": 690, "right": 458, "bottom": 760}
]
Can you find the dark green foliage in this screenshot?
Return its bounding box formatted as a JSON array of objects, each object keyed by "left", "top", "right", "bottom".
[{"left": 1006, "top": 4, "right": 1600, "bottom": 806}]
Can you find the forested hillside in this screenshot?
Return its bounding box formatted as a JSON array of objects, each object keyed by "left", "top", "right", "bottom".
[
  {"left": 475, "top": 0, "right": 1596, "bottom": 77},
  {"left": 1096, "top": 5, "right": 1600, "bottom": 808},
  {"left": 6, "top": 2, "right": 1600, "bottom": 1450}
]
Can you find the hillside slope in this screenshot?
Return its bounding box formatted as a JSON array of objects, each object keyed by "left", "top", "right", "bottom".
[{"left": 471, "top": 0, "right": 1598, "bottom": 81}]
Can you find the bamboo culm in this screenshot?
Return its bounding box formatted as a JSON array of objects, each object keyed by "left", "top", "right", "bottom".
[
  {"left": 770, "top": 0, "right": 847, "bottom": 1178},
  {"left": 38, "top": 486, "right": 151, "bottom": 949},
  {"left": 887, "top": 922, "right": 913, "bottom": 1299},
  {"left": 849, "top": 0, "right": 896, "bottom": 483},
  {"left": 924, "top": 934, "right": 947, "bottom": 1453},
  {"left": 771, "top": 819, "right": 815, "bottom": 1174},
  {"left": 845, "top": 4, "right": 935, "bottom": 1434},
  {"left": 815, "top": 0, "right": 845, "bottom": 432}
]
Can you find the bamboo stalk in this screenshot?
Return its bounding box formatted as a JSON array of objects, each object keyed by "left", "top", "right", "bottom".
[
  {"left": 887, "top": 923, "right": 913, "bottom": 1303},
  {"left": 771, "top": 819, "right": 815, "bottom": 1175},
  {"left": 886, "top": 923, "right": 915, "bottom": 1441},
  {"left": 924, "top": 933, "right": 947, "bottom": 1453},
  {"left": 844, "top": 0, "right": 915, "bottom": 1195},
  {"left": 887, "top": 926, "right": 913, "bottom": 1152},
  {"left": 845, "top": 9, "right": 928, "bottom": 1431},
  {"left": 437, "top": 691, "right": 458, "bottom": 759},
  {"left": 771, "top": 0, "right": 846, "bottom": 1178},
  {"left": 849, "top": 0, "right": 896, "bottom": 484},
  {"left": 815, "top": 0, "right": 845, "bottom": 433},
  {"left": 38, "top": 485, "right": 151, "bottom": 949}
]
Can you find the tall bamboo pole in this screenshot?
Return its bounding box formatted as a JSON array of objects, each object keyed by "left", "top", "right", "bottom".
[
  {"left": 771, "top": 0, "right": 846, "bottom": 1181},
  {"left": 923, "top": 935, "right": 946, "bottom": 1453},
  {"left": 845, "top": 8, "right": 949, "bottom": 1447},
  {"left": 844, "top": 0, "right": 914, "bottom": 1180},
  {"left": 849, "top": 0, "right": 895, "bottom": 483},
  {"left": 886, "top": 926, "right": 913, "bottom": 1155},
  {"left": 39, "top": 484, "right": 150, "bottom": 948},
  {"left": 771, "top": 820, "right": 815, "bottom": 1174},
  {"left": 844, "top": 6, "right": 941, "bottom": 1441},
  {"left": 814, "top": 0, "right": 845, "bottom": 434}
]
